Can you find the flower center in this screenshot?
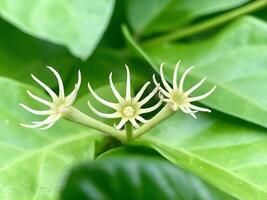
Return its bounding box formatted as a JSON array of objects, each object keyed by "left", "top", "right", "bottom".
[
  {"left": 171, "top": 91, "right": 188, "bottom": 105},
  {"left": 122, "top": 105, "right": 135, "bottom": 118},
  {"left": 53, "top": 99, "right": 68, "bottom": 114}
]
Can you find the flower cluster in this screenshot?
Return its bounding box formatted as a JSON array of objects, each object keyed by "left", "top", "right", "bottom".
[
  {"left": 88, "top": 65, "right": 162, "bottom": 129},
  {"left": 20, "top": 62, "right": 215, "bottom": 140},
  {"left": 20, "top": 67, "right": 81, "bottom": 129},
  {"left": 153, "top": 61, "right": 216, "bottom": 118}
]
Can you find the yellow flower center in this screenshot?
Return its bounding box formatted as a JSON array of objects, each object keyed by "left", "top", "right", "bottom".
[
  {"left": 122, "top": 105, "right": 135, "bottom": 118},
  {"left": 171, "top": 91, "right": 188, "bottom": 105},
  {"left": 52, "top": 99, "right": 68, "bottom": 114}
]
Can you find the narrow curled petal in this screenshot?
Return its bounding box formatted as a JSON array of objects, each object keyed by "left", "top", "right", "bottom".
[
  {"left": 180, "top": 107, "right": 197, "bottom": 119},
  {"left": 76, "top": 70, "right": 82, "bottom": 89},
  {"left": 159, "top": 87, "right": 171, "bottom": 98},
  {"left": 65, "top": 85, "right": 79, "bottom": 107},
  {"left": 140, "top": 100, "right": 162, "bottom": 114},
  {"left": 152, "top": 74, "right": 159, "bottom": 85},
  {"left": 109, "top": 73, "right": 123, "bottom": 103},
  {"left": 64, "top": 70, "right": 81, "bottom": 106},
  {"left": 173, "top": 60, "right": 181, "bottom": 90},
  {"left": 47, "top": 66, "right": 65, "bottom": 98},
  {"left": 31, "top": 74, "right": 58, "bottom": 101},
  {"left": 88, "top": 100, "right": 120, "bottom": 119},
  {"left": 20, "top": 115, "right": 60, "bottom": 129},
  {"left": 20, "top": 103, "right": 51, "bottom": 115},
  {"left": 189, "top": 85, "right": 216, "bottom": 102},
  {"left": 125, "top": 65, "right": 131, "bottom": 100},
  {"left": 179, "top": 66, "right": 194, "bottom": 92},
  {"left": 115, "top": 118, "right": 127, "bottom": 130},
  {"left": 129, "top": 118, "right": 139, "bottom": 128},
  {"left": 189, "top": 104, "right": 211, "bottom": 112},
  {"left": 27, "top": 90, "right": 52, "bottom": 107},
  {"left": 139, "top": 85, "right": 159, "bottom": 106},
  {"left": 160, "top": 63, "right": 172, "bottom": 92},
  {"left": 40, "top": 122, "right": 56, "bottom": 130},
  {"left": 185, "top": 77, "right": 207, "bottom": 96},
  {"left": 88, "top": 82, "right": 118, "bottom": 109},
  {"left": 20, "top": 123, "right": 43, "bottom": 129},
  {"left": 134, "top": 81, "right": 150, "bottom": 101},
  {"left": 32, "top": 114, "right": 61, "bottom": 125},
  {"left": 136, "top": 116, "right": 149, "bottom": 123}
]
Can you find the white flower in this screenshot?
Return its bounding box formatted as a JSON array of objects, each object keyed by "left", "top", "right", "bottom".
[
  {"left": 87, "top": 65, "right": 162, "bottom": 129},
  {"left": 20, "top": 66, "right": 81, "bottom": 130},
  {"left": 154, "top": 61, "right": 216, "bottom": 118}
]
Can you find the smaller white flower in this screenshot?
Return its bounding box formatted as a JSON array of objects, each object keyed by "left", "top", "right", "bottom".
[
  {"left": 154, "top": 61, "right": 216, "bottom": 118},
  {"left": 20, "top": 66, "right": 81, "bottom": 130},
  {"left": 88, "top": 65, "right": 162, "bottom": 130}
]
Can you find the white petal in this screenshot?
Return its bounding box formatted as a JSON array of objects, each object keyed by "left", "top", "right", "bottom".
[
  {"left": 19, "top": 103, "right": 51, "bottom": 115},
  {"left": 115, "top": 118, "right": 127, "bottom": 130},
  {"left": 65, "top": 70, "right": 81, "bottom": 106},
  {"left": 27, "top": 90, "right": 52, "bottom": 107},
  {"left": 189, "top": 85, "right": 216, "bottom": 102},
  {"left": 160, "top": 63, "right": 172, "bottom": 92},
  {"left": 32, "top": 114, "right": 61, "bottom": 125},
  {"left": 88, "top": 82, "right": 118, "bottom": 109},
  {"left": 47, "top": 66, "right": 65, "bottom": 98},
  {"left": 129, "top": 118, "right": 139, "bottom": 128},
  {"left": 173, "top": 60, "right": 181, "bottom": 90},
  {"left": 76, "top": 70, "right": 82, "bottom": 88},
  {"left": 88, "top": 100, "right": 120, "bottom": 119},
  {"left": 159, "top": 87, "right": 171, "bottom": 98},
  {"left": 185, "top": 77, "right": 207, "bottom": 96},
  {"left": 31, "top": 74, "right": 58, "bottom": 101},
  {"left": 180, "top": 107, "right": 197, "bottom": 119},
  {"left": 139, "top": 85, "right": 159, "bottom": 106},
  {"left": 65, "top": 85, "right": 79, "bottom": 106},
  {"left": 178, "top": 66, "right": 194, "bottom": 92},
  {"left": 40, "top": 122, "right": 56, "bottom": 130},
  {"left": 134, "top": 81, "right": 150, "bottom": 101},
  {"left": 152, "top": 74, "right": 159, "bottom": 85},
  {"left": 136, "top": 116, "right": 149, "bottom": 123},
  {"left": 20, "top": 123, "right": 43, "bottom": 129},
  {"left": 188, "top": 104, "right": 211, "bottom": 112},
  {"left": 109, "top": 72, "right": 123, "bottom": 103},
  {"left": 140, "top": 100, "right": 162, "bottom": 114},
  {"left": 125, "top": 65, "right": 131, "bottom": 100}
]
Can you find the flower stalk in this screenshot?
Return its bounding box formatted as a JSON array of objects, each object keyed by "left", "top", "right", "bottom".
[{"left": 64, "top": 107, "right": 126, "bottom": 141}]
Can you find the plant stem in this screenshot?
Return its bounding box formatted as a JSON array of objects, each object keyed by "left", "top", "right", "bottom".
[
  {"left": 125, "top": 122, "right": 133, "bottom": 140},
  {"left": 132, "top": 104, "right": 174, "bottom": 139},
  {"left": 143, "top": 0, "right": 267, "bottom": 46},
  {"left": 65, "top": 107, "right": 126, "bottom": 142}
]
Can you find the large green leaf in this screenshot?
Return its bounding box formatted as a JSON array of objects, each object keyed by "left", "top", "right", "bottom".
[
  {"left": 127, "top": 0, "right": 249, "bottom": 35},
  {"left": 124, "top": 16, "right": 267, "bottom": 128},
  {"left": 137, "top": 111, "right": 267, "bottom": 200},
  {"left": 61, "top": 149, "right": 235, "bottom": 200},
  {"left": 0, "top": 18, "right": 78, "bottom": 86},
  {"left": 0, "top": 0, "right": 114, "bottom": 60},
  {"left": 0, "top": 77, "right": 101, "bottom": 200}
]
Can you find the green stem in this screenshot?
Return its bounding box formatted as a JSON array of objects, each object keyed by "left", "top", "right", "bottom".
[
  {"left": 65, "top": 107, "right": 126, "bottom": 142},
  {"left": 125, "top": 122, "right": 133, "bottom": 140},
  {"left": 132, "top": 104, "right": 174, "bottom": 139},
  {"left": 143, "top": 0, "right": 267, "bottom": 46}
]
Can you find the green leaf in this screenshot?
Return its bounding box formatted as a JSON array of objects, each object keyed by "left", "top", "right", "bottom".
[
  {"left": 0, "top": 0, "right": 114, "bottom": 60},
  {"left": 127, "top": 0, "right": 249, "bottom": 35},
  {"left": 0, "top": 77, "right": 101, "bottom": 200},
  {"left": 123, "top": 16, "right": 267, "bottom": 128},
  {"left": 61, "top": 150, "right": 235, "bottom": 200},
  {"left": 137, "top": 111, "right": 267, "bottom": 200},
  {"left": 0, "top": 18, "right": 78, "bottom": 86}
]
